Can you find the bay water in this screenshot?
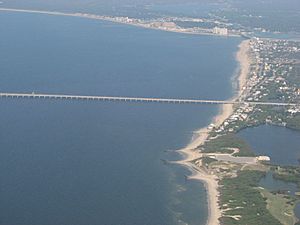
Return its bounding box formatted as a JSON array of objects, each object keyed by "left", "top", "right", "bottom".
[{"left": 0, "top": 11, "right": 240, "bottom": 225}]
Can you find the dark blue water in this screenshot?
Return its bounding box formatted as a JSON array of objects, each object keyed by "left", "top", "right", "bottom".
[
  {"left": 240, "top": 125, "right": 300, "bottom": 219},
  {"left": 0, "top": 11, "right": 240, "bottom": 225},
  {"left": 239, "top": 125, "right": 300, "bottom": 166}
]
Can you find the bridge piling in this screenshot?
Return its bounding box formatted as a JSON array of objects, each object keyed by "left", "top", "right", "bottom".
[{"left": 0, "top": 92, "right": 297, "bottom": 107}]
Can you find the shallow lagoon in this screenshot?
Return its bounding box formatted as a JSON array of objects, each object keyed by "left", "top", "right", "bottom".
[{"left": 239, "top": 125, "right": 300, "bottom": 166}]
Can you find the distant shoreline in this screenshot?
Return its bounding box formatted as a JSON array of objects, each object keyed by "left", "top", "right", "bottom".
[
  {"left": 176, "top": 39, "right": 250, "bottom": 225},
  {"left": 0, "top": 7, "right": 239, "bottom": 37}
]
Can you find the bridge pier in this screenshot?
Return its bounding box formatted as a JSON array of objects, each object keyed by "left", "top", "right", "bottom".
[{"left": 0, "top": 92, "right": 297, "bottom": 107}]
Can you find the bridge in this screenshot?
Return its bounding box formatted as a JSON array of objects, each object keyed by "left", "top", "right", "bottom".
[{"left": 0, "top": 92, "right": 298, "bottom": 107}]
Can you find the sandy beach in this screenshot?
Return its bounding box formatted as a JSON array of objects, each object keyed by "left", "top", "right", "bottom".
[{"left": 177, "top": 39, "right": 251, "bottom": 225}]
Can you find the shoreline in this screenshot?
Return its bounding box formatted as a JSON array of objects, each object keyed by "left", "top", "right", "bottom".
[
  {"left": 176, "top": 39, "right": 251, "bottom": 225},
  {"left": 0, "top": 7, "right": 239, "bottom": 37}
]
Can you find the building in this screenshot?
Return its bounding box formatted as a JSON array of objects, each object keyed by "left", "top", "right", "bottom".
[
  {"left": 256, "top": 156, "right": 271, "bottom": 161},
  {"left": 213, "top": 27, "right": 228, "bottom": 36}
]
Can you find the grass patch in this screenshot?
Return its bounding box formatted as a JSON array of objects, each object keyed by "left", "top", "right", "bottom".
[
  {"left": 271, "top": 166, "right": 300, "bottom": 188},
  {"left": 201, "top": 157, "right": 217, "bottom": 167},
  {"left": 286, "top": 115, "right": 300, "bottom": 131},
  {"left": 202, "top": 134, "right": 255, "bottom": 157},
  {"left": 259, "top": 188, "right": 298, "bottom": 225},
  {"left": 219, "top": 170, "right": 281, "bottom": 225}
]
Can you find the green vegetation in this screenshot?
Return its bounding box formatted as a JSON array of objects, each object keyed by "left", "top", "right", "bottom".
[
  {"left": 201, "top": 134, "right": 255, "bottom": 157},
  {"left": 254, "top": 106, "right": 285, "bottom": 120},
  {"left": 286, "top": 115, "right": 300, "bottom": 131},
  {"left": 242, "top": 163, "right": 269, "bottom": 172},
  {"left": 201, "top": 157, "right": 217, "bottom": 167},
  {"left": 271, "top": 166, "right": 300, "bottom": 188},
  {"left": 259, "top": 188, "right": 298, "bottom": 225},
  {"left": 219, "top": 170, "right": 281, "bottom": 225}
]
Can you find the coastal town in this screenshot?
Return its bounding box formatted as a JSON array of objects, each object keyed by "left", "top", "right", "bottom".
[
  {"left": 0, "top": 7, "right": 292, "bottom": 40},
  {"left": 180, "top": 38, "right": 300, "bottom": 225},
  {"left": 97, "top": 14, "right": 235, "bottom": 36},
  {"left": 0, "top": 8, "right": 238, "bottom": 37},
  {"left": 212, "top": 39, "right": 300, "bottom": 135}
]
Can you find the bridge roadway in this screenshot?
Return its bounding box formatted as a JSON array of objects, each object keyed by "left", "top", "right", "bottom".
[{"left": 0, "top": 92, "right": 298, "bottom": 107}]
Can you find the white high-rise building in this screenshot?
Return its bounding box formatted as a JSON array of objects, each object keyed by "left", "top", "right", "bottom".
[{"left": 213, "top": 27, "right": 228, "bottom": 36}]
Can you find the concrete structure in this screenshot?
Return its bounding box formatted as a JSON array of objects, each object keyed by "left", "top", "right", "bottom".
[
  {"left": 256, "top": 156, "right": 271, "bottom": 161},
  {"left": 0, "top": 92, "right": 298, "bottom": 107}
]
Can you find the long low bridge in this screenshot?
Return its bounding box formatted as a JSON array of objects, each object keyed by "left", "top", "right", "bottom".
[{"left": 0, "top": 92, "right": 298, "bottom": 107}]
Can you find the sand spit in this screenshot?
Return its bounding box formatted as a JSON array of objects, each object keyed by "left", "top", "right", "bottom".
[{"left": 176, "top": 39, "right": 250, "bottom": 225}]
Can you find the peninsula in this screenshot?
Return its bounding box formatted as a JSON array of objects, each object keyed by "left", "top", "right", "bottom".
[
  {"left": 0, "top": 7, "right": 239, "bottom": 37},
  {"left": 178, "top": 37, "right": 300, "bottom": 225}
]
